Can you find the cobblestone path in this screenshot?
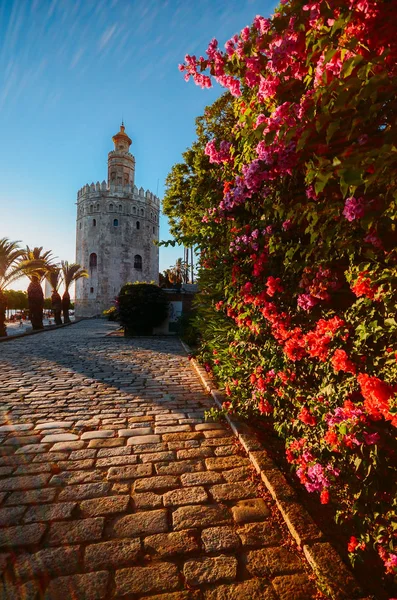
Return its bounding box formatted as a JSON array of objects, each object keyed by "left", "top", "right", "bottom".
[{"left": 0, "top": 321, "right": 317, "bottom": 599}]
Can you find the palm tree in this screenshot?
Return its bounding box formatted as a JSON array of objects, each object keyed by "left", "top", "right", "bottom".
[
  {"left": 168, "top": 258, "right": 189, "bottom": 287},
  {"left": 61, "top": 261, "right": 88, "bottom": 323},
  {"left": 46, "top": 267, "right": 62, "bottom": 325},
  {"left": 21, "top": 247, "right": 55, "bottom": 330},
  {"left": 0, "top": 238, "right": 25, "bottom": 337}
]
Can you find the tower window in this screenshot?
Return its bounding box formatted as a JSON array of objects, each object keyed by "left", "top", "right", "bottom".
[
  {"left": 90, "top": 204, "right": 93, "bottom": 212},
  {"left": 132, "top": 206, "right": 136, "bottom": 214},
  {"left": 153, "top": 227, "right": 155, "bottom": 233},
  {"left": 96, "top": 203, "right": 100, "bottom": 211},
  {"left": 93, "top": 219, "right": 96, "bottom": 226},
  {"left": 113, "top": 219, "right": 119, "bottom": 227},
  {"left": 140, "top": 209, "right": 144, "bottom": 216},
  {"left": 90, "top": 287, "right": 94, "bottom": 294},
  {"left": 89, "top": 253, "right": 97, "bottom": 268},
  {"left": 109, "top": 203, "right": 114, "bottom": 212},
  {"left": 134, "top": 255, "right": 142, "bottom": 269},
  {"left": 79, "top": 222, "right": 82, "bottom": 229},
  {"left": 136, "top": 221, "right": 140, "bottom": 230},
  {"left": 119, "top": 204, "right": 122, "bottom": 212}
]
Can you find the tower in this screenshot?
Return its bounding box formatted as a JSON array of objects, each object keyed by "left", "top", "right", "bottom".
[
  {"left": 108, "top": 123, "right": 135, "bottom": 187},
  {"left": 75, "top": 124, "right": 160, "bottom": 317}
]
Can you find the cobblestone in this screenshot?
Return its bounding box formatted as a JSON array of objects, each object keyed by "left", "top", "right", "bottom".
[
  {"left": 48, "top": 517, "right": 104, "bottom": 546},
  {"left": 245, "top": 546, "right": 304, "bottom": 577},
  {"left": 0, "top": 321, "right": 323, "bottom": 598},
  {"left": 201, "top": 526, "right": 240, "bottom": 552},
  {"left": 173, "top": 505, "right": 232, "bottom": 530},
  {"left": 144, "top": 530, "right": 199, "bottom": 556},
  {"left": 113, "top": 509, "right": 168, "bottom": 537},
  {"left": 163, "top": 486, "right": 208, "bottom": 506},
  {"left": 85, "top": 539, "right": 141, "bottom": 570},
  {"left": 23, "top": 502, "right": 76, "bottom": 523},
  {"left": 44, "top": 571, "right": 109, "bottom": 600},
  {"left": 115, "top": 562, "right": 180, "bottom": 596},
  {"left": 80, "top": 495, "right": 130, "bottom": 516},
  {"left": 14, "top": 545, "right": 81, "bottom": 579},
  {"left": 183, "top": 555, "right": 237, "bottom": 586},
  {"left": 0, "top": 523, "right": 46, "bottom": 547}
]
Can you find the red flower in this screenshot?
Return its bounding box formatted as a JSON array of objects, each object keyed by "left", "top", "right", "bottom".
[
  {"left": 266, "top": 276, "right": 283, "bottom": 297},
  {"left": 331, "top": 349, "right": 356, "bottom": 374},
  {"left": 348, "top": 536, "right": 359, "bottom": 553},
  {"left": 258, "top": 398, "right": 273, "bottom": 414},
  {"left": 324, "top": 429, "right": 339, "bottom": 449},
  {"left": 351, "top": 272, "right": 379, "bottom": 300},
  {"left": 298, "top": 406, "right": 317, "bottom": 426},
  {"left": 357, "top": 373, "right": 396, "bottom": 425},
  {"left": 320, "top": 489, "right": 330, "bottom": 504}
]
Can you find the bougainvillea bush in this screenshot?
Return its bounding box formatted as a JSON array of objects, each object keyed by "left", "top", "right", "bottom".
[{"left": 165, "top": 0, "right": 397, "bottom": 577}]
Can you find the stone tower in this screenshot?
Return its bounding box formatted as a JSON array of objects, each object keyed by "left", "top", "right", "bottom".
[{"left": 75, "top": 124, "right": 160, "bottom": 317}]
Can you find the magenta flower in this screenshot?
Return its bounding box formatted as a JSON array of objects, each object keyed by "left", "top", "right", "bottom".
[
  {"left": 297, "top": 293, "right": 319, "bottom": 311},
  {"left": 342, "top": 196, "right": 366, "bottom": 222}
]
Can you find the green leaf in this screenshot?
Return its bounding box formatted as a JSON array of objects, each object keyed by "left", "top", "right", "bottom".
[
  {"left": 327, "top": 120, "right": 341, "bottom": 144},
  {"left": 314, "top": 172, "right": 333, "bottom": 194},
  {"left": 341, "top": 168, "right": 364, "bottom": 186},
  {"left": 341, "top": 55, "right": 364, "bottom": 79}
]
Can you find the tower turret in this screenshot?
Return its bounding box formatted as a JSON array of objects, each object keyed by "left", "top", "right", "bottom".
[{"left": 107, "top": 122, "right": 135, "bottom": 187}]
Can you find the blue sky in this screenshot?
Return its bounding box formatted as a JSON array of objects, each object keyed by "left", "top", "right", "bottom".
[{"left": 0, "top": 0, "right": 275, "bottom": 292}]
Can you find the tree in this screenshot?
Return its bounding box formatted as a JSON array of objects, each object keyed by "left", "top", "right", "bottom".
[
  {"left": 21, "top": 246, "right": 55, "bottom": 330},
  {"left": 168, "top": 258, "right": 190, "bottom": 287},
  {"left": 172, "top": 2, "right": 397, "bottom": 577},
  {"left": 3, "top": 290, "right": 28, "bottom": 315},
  {"left": 61, "top": 261, "right": 88, "bottom": 323},
  {"left": 0, "top": 239, "right": 25, "bottom": 336},
  {"left": 46, "top": 267, "right": 63, "bottom": 325}
]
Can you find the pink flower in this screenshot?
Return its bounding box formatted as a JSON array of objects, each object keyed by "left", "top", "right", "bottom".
[
  {"left": 364, "top": 229, "right": 383, "bottom": 249},
  {"left": 298, "top": 294, "right": 319, "bottom": 311},
  {"left": 342, "top": 196, "right": 366, "bottom": 221},
  {"left": 205, "top": 140, "right": 232, "bottom": 164},
  {"left": 385, "top": 554, "right": 397, "bottom": 570},
  {"left": 306, "top": 185, "right": 318, "bottom": 200},
  {"left": 241, "top": 26, "right": 250, "bottom": 41},
  {"left": 363, "top": 431, "right": 380, "bottom": 445}
]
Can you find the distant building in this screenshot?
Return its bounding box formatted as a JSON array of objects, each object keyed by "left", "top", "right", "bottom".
[{"left": 75, "top": 124, "right": 160, "bottom": 317}]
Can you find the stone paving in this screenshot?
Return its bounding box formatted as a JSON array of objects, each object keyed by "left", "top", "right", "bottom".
[{"left": 0, "top": 320, "right": 319, "bottom": 599}]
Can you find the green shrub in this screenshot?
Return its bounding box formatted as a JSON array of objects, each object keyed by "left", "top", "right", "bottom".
[{"left": 118, "top": 282, "right": 168, "bottom": 336}]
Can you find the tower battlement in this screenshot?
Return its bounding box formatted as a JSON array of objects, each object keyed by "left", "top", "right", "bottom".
[{"left": 77, "top": 182, "right": 160, "bottom": 207}]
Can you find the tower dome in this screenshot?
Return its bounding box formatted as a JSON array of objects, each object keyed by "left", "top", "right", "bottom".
[{"left": 112, "top": 122, "right": 132, "bottom": 152}]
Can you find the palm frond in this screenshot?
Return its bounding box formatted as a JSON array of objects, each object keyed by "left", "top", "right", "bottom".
[
  {"left": 0, "top": 238, "right": 24, "bottom": 290},
  {"left": 21, "top": 246, "right": 56, "bottom": 282},
  {"left": 46, "top": 267, "right": 61, "bottom": 291},
  {"left": 61, "top": 261, "right": 89, "bottom": 292}
]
